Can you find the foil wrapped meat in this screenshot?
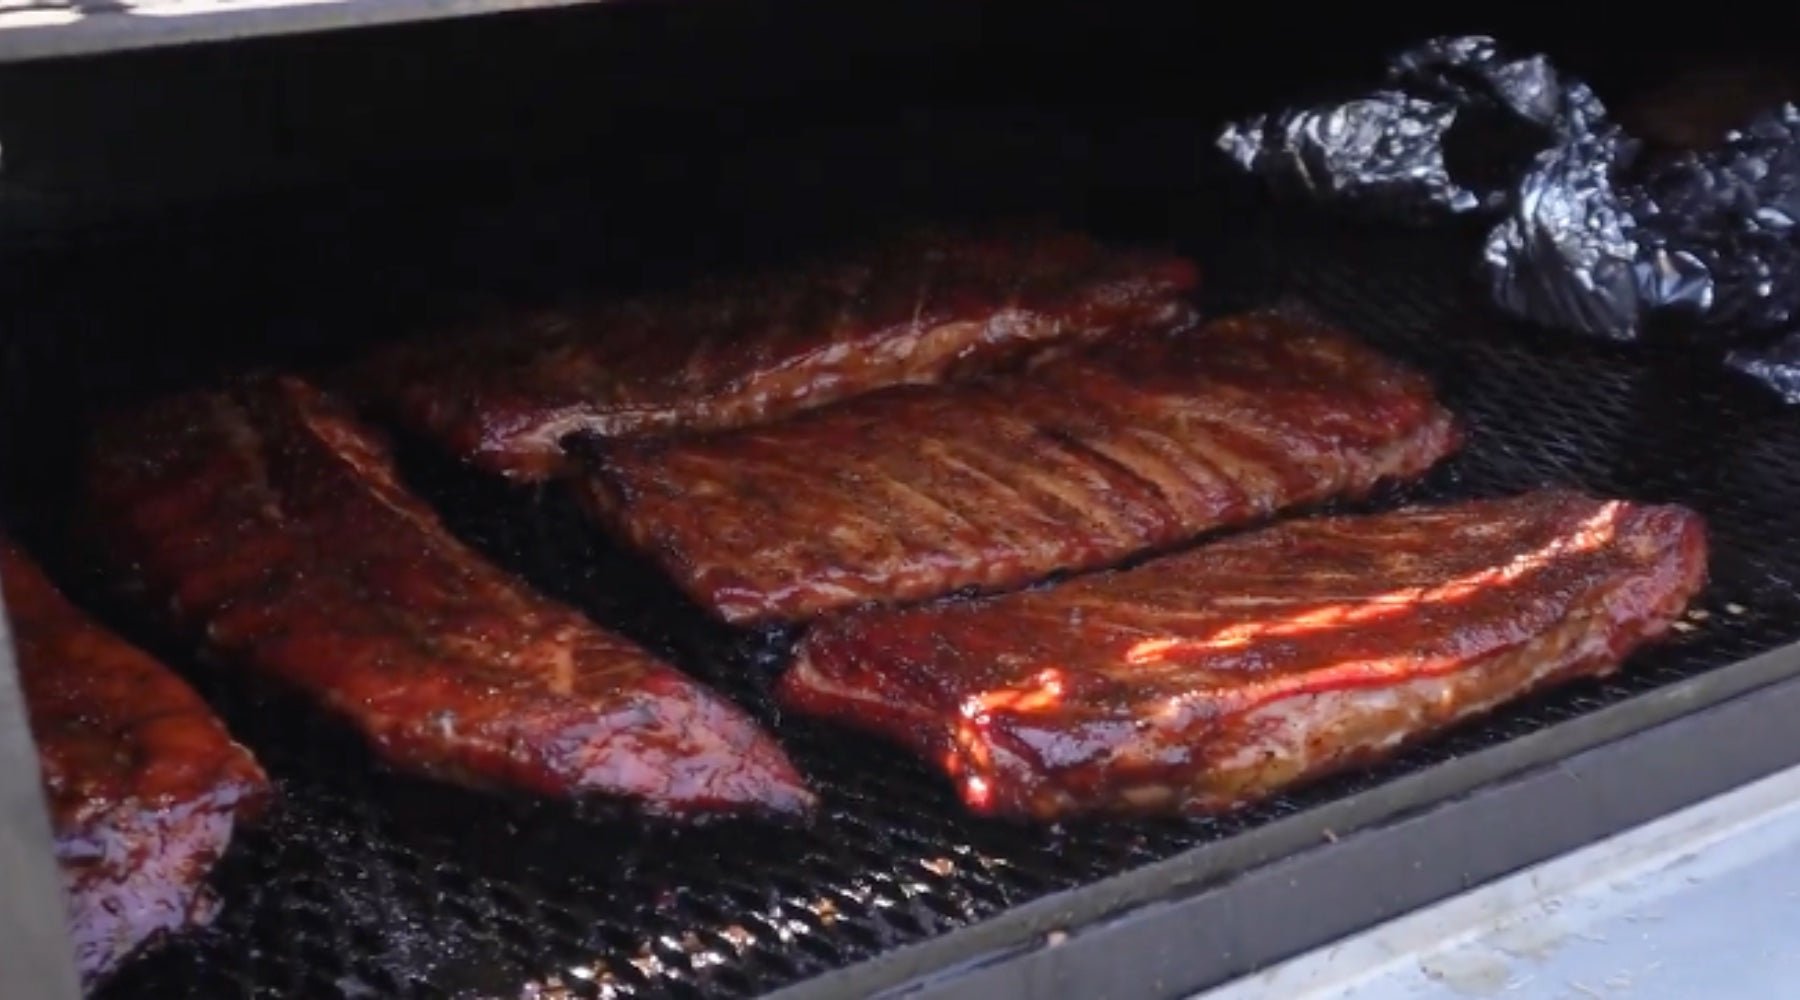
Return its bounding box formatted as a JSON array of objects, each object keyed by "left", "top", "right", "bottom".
[{"left": 1218, "top": 36, "right": 1800, "bottom": 404}]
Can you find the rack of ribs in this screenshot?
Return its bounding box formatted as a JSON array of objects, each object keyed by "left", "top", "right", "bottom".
[
  {"left": 350, "top": 224, "right": 1201, "bottom": 480},
  {"left": 0, "top": 539, "right": 269, "bottom": 987},
  {"left": 780, "top": 491, "right": 1709, "bottom": 821},
  {"left": 582, "top": 309, "right": 1463, "bottom": 625},
  {"left": 81, "top": 375, "right": 813, "bottom": 818}
]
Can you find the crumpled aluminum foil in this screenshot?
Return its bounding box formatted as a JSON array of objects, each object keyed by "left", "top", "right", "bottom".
[
  {"left": 1218, "top": 37, "right": 1603, "bottom": 220},
  {"left": 1729, "top": 333, "right": 1800, "bottom": 403},
  {"left": 1218, "top": 34, "right": 1800, "bottom": 403}
]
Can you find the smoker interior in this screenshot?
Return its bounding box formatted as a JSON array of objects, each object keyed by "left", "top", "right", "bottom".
[{"left": 3, "top": 8, "right": 1800, "bottom": 998}]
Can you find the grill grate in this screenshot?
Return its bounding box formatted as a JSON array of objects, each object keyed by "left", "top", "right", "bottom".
[{"left": 23, "top": 193, "right": 1800, "bottom": 999}]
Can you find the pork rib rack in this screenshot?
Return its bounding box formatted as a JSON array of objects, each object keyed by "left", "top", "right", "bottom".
[
  {"left": 82, "top": 376, "right": 813, "bottom": 818},
  {"left": 585, "top": 309, "right": 1462, "bottom": 624},
  {"left": 353, "top": 224, "right": 1201, "bottom": 480},
  {"left": 0, "top": 540, "right": 269, "bottom": 986},
  {"left": 781, "top": 491, "right": 1708, "bottom": 821}
]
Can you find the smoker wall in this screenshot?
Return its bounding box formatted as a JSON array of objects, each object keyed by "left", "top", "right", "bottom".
[{"left": 0, "top": 2, "right": 1778, "bottom": 230}]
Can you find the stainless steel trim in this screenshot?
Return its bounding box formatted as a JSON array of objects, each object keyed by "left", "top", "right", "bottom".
[
  {"left": 0, "top": 584, "right": 80, "bottom": 999},
  {"left": 1198, "top": 763, "right": 1800, "bottom": 999},
  {"left": 0, "top": 0, "right": 606, "bottom": 65}
]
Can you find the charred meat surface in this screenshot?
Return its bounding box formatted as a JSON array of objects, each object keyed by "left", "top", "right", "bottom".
[
  {"left": 584, "top": 309, "right": 1462, "bottom": 625},
  {"left": 0, "top": 540, "right": 269, "bottom": 987},
  {"left": 781, "top": 491, "right": 1708, "bottom": 821},
  {"left": 81, "top": 376, "right": 814, "bottom": 818},
  {"left": 352, "top": 224, "right": 1201, "bottom": 480}
]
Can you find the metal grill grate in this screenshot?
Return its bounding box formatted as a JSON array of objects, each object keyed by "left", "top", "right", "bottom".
[{"left": 24, "top": 196, "right": 1800, "bottom": 999}]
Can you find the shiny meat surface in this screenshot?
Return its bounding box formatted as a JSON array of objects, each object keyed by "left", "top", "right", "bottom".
[
  {"left": 781, "top": 492, "right": 1709, "bottom": 821},
  {"left": 81, "top": 376, "right": 813, "bottom": 818},
  {"left": 584, "top": 309, "right": 1462, "bottom": 624},
  {"left": 0, "top": 540, "right": 268, "bottom": 987},
  {"left": 351, "top": 224, "right": 1201, "bottom": 480}
]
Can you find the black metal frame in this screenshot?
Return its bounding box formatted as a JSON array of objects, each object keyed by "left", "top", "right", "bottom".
[{"left": 776, "top": 638, "right": 1800, "bottom": 1000}]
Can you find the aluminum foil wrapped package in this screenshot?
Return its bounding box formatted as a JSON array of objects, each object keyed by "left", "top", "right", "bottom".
[
  {"left": 1728, "top": 334, "right": 1800, "bottom": 404},
  {"left": 1218, "top": 35, "right": 1800, "bottom": 404},
  {"left": 1217, "top": 37, "right": 1603, "bottom": 221},
  {"left": 1485, "top": 104, "right": 1800, "bottom": 344}
]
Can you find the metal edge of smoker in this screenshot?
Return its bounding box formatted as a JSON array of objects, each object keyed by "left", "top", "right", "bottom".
[
  {"left": 765, "top": 637, "right": 1800, "bottom": 1000},
  {"left": 0, "top": 0, "right": 606, "bottom": 65},
  {"left": 0, "top": 577, "right": 82, "bottom": 998}
]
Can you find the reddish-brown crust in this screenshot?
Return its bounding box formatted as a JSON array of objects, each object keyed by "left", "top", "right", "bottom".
[
  {"left": 781, "top": 492, "right": 1709, "bottom": 821},
  {"left": 584, "top": 309, "right": 1463, "bottom": 624},
  {"left": 0, "top": 540, "right": 269, "bottom": 987},
  {"left": 81, "top": 376, "right": 813, "bottom": 818},
  {"left": 351, "top": 224, "right": 1202, "bottom": 480}
]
